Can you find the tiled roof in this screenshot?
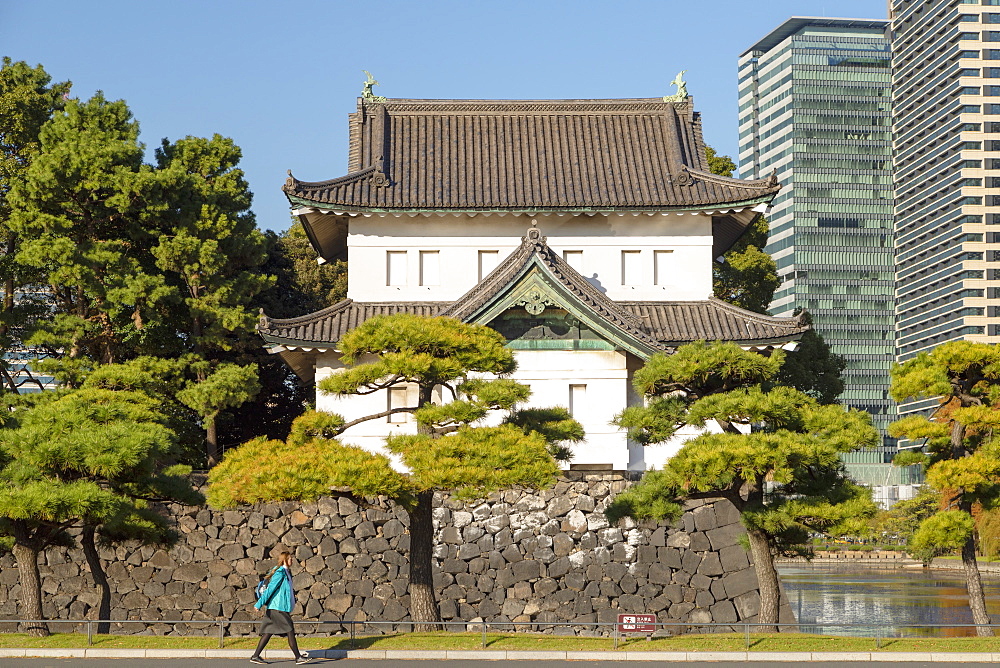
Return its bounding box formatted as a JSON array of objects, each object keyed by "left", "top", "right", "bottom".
[
  {"left": 283, "top": 97, "right": 779, "bottom": 211},
  {"left": 619, "top": 299, "right": 808, "bottom": 346},
  {"left": 259, "top": 298, "right": 806, "bottom": 351},
  {"left": 258, "top": 301, "right": 449, "bottom": 348},
  {"left": 441, "top": 225, "right": 664, "bottom": 356},
  {"left": 258, "top": 230, "right": 808, "bottom": 356}
]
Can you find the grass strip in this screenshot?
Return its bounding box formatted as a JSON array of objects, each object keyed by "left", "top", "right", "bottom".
[{"left": 2, "top": 631, "right": 1000, "bottom": 652}]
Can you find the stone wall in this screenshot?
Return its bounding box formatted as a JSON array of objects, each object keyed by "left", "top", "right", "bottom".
[{"left": 0, "top": 472, "right": 789, "bottom": 635}]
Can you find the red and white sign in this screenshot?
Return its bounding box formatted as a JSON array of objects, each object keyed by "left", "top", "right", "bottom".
[{"left": 617, "top": 613, "right": 656, "bottom": 633}]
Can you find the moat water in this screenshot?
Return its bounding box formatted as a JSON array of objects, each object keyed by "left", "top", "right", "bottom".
[{"left": 777, "top": 564, "right": 1000, "bottom": 637}]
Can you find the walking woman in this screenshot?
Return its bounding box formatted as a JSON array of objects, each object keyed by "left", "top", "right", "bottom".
[{"left": 250, "top": 551, "right": 309, "bottom": 665}]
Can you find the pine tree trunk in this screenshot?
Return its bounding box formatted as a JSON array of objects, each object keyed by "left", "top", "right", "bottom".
[
  {"left": 746, "top": 528, "right": 780, "bottom": 633},
  {"left": 81, "top": 526, "right": 111, "bottom": 634},
  {"left": 962, "top": 524, "right": 994, "bottom": 636},
  {"left": 408, "top": 490, "right": 441, "bottom": 631},
  {"left": 11, "top": 543, "right": 48, "bottom": 637},
  {"left": 206, "top": 417, "right": 219, "bottom": 468}
]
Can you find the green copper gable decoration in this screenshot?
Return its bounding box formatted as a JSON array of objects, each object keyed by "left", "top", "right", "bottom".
[
  {"left": 443, "top": 226, "right": 661, "bottom": 359},
  {"left": 362, "top": 70, "right": 387, "bottom": 103}
]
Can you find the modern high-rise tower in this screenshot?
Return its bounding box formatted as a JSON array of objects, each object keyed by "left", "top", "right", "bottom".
[
  {"left": 738, "top": 18, "right": 896, "bottom": 448},
  {"left": 892, "top": 0, "right": 1000, "bottom": 418}
]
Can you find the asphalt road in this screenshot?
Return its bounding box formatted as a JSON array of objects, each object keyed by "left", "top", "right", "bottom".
[{"left": 2, "top": 661, "right": 998, "bottom": 667}]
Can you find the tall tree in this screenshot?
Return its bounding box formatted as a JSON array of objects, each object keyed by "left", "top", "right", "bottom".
[
  {"left": 0, "top": 386, "right": 201, "bottom": 636},
  {"left": 769, "top": 322, "right": 846, "bottom": 404},
  {"left": 705, "top": 146, "right": 779, "bottom": 315},
  {"left": 889, "top": 340, "right": 1000, "bottom": 636},
  {"left": 151, "top": 134, "right": 273, "bottom": 465},
  {"left": 0, "top": 59, "right": 69, "bottom": 393},
  {"left": 6, "top": 92, "right": 169, "bottom": 380},
  {"left": 221, "top": 220, "right": 350, "bottom": 449},
  {"left": 257, "top": 221, "right": 348, "bottom": 319},
  {"left": 704, "top": 147, "right": 845, "bottom": 402},
  {"left": 208, "top": 314, "right": 582, "bottom": 629},
  {"left": 151, "top": 134, "right": 273, "bottom": 356},
  {"left": 610, "top": 341, "right": 877, "bottom": 629}
]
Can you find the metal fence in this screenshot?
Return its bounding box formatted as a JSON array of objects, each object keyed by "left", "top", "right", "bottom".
[{"left": 3, "top": 619, "right": 1000, "bottom": 650}]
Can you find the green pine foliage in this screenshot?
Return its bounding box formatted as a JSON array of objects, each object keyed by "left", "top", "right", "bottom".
[
  {"left": 704, "top": 147, "right": 844, "bottom": 403},
  {"left": 889, "top": 340, "right": 1000, "bottom": 635},
  {"left": 0, "top": 384, "right": 201, "bottom": 635},
  {"left": 208, "top": 314, "right": 583, "bottom": 627},
  {"left": 257, "top": 221, "right": 348, "bottom": 319},
  {"left": 705, "top": 147, "right": 779, "bottom": 315},
  {"left": 609, "top": 340, "right": 877, "bottom": 628},
  {"left": 0, "top": 59, "right": 69, "bottom": 392}
]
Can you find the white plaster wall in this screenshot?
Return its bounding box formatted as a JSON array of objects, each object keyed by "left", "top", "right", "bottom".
[
  {"left": 313, "top": 347, "right": 704, "bottom": 472},
  {"left": 346, "top": 212, "right": 714, "bottom": 303}
]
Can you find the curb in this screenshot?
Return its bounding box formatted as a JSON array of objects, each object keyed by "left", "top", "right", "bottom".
[{"left": 2, "top": 648, "right": 1000, "bottom": 661}]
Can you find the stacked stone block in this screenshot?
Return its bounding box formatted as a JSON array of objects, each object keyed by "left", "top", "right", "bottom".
[{"left": 0, "top": 472, "right": 784, "bottom": 635}]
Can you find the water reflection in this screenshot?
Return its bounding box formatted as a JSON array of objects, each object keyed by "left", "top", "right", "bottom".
[{"left": 777, "top": 564, "right": 1000, "bottom": 637}]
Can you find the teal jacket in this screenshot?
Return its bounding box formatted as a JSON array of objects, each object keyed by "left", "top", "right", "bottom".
[{"left": 255, "top": 566, "right": 295, "bottom": 613}]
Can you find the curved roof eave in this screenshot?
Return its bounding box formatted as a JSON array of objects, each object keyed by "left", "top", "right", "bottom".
[{"left": 285, "top": 193, "right": 778, "bottom": 215}]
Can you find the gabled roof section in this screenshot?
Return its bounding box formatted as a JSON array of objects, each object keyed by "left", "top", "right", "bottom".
[
  {"left": 284, "top": 97, "right": 779, "bottom": 212},
  {"left": 258, "top": 300, "right": 449, "bottom": 349},
  {"left": 619, "top": 298, "right": 809, "bottom": 348},
  {"left": 258, "top": 227, "right": 811, "bottom": 383},
  {"left": 441, "top": 226, "right": 664, "bottom": 357}
]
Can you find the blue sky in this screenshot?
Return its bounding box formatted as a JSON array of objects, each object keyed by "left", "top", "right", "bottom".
[{"left": 1, "top": 0, "right": 886, "bottom": 232}]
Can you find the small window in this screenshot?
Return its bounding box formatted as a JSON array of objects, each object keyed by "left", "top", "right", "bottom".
[
  {"left": 386, "top": 251, "right": 407, "bottom": 286},
  {"left": 562, "top": 250, "right": 584, "bottom": 273},
  {"left": 621, "top": 251, "right": 641, "bottom": 286},
  {"left": 568, "top": 384, "right": 587, "bottom": 418},
  {"left": 478, "top": 250, "right": 499, "bottom": 281},
  {"left": 653, "top": 250, "right": 673, "bottom": 286},
  {"left": 419, "top": 251, "right": 439, "bottom": 286},
  {"left": 388, "top": 386, "right": 409, "bottom": 423}
]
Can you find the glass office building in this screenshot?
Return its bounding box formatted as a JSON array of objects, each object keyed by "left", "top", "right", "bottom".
[
  {"left": 892, "top": 0, "right": 1000, "bottom": 419},
  {"left": 738, "top": 18, "right": 897, "bottom": 456}
]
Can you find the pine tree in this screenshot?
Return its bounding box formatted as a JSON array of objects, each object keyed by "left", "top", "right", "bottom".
[
  {"left": 610, "top": 341, "right": 877, "bottom": 630},
  {"left": 6, "top": 92, "right": 169, "bottom": 378},
  {"left": 705, "top": 146, "right": 779, "bottom": 315},
  {"left": 0, "top": 59, "right": 69, "bottom": 392},
  {"left": 208, "top": 314, "right": 582, "bottom": 629},
  {"left": 0, "top": 385, "right": 201, "bottom": 636},
  {"left": 889, "top": 340, "right": 1000, "bottom": 636}
]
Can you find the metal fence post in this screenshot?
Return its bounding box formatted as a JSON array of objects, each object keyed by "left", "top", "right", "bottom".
[
  {"left": 875, "top": 626, "right": 881, "bottom": 650},
  {"left": 350, "top": 621, "right": 356, "bottom": 650},
  {"left": 745, "top": 622, "right": 750, "bottom": 650},
  {"left": 482, "top": 621, "right": 487, "bottom": 649},
  {"left": 613, "top": 622, "right": 618, "bottom": 651},
  {"left": 87, "top": 621, "right": 93, "bottom": 646},
  {"left": 218, "top": 621, "right": 225, "bottom": 649}
]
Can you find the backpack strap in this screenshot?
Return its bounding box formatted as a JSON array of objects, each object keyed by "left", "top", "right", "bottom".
[{"left": 260, "top": 566, "right": 286, "bottom": 606}]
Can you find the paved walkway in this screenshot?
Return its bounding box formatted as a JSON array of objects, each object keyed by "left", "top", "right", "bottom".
[{"left": 2, "top": 648, "right": 1000, "bottom": 662}]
